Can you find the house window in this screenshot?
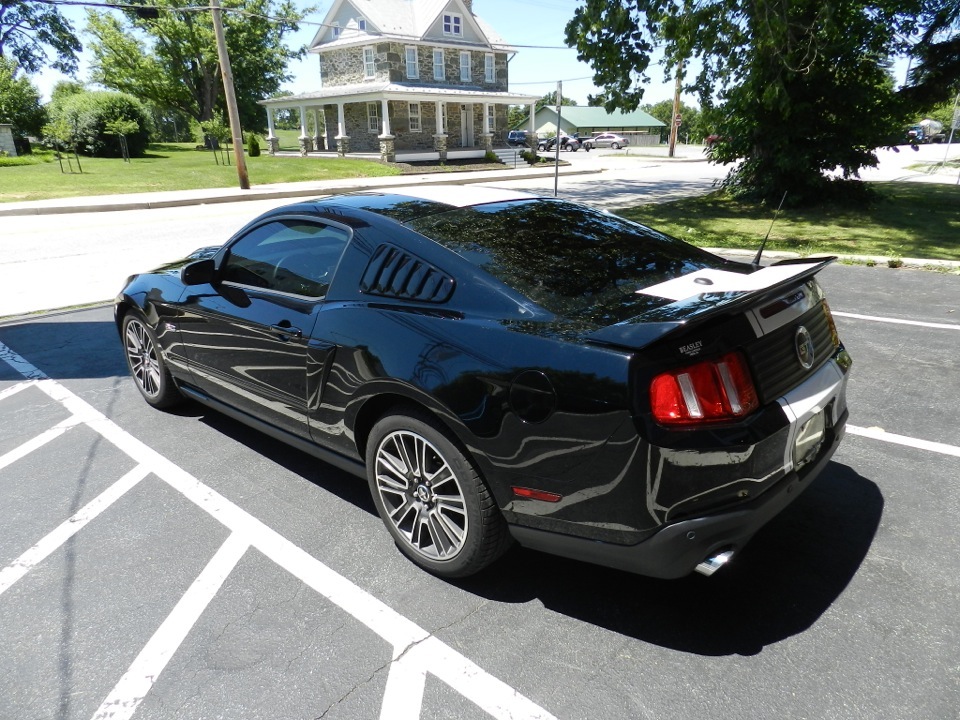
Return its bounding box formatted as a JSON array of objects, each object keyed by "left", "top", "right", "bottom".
[
  {"left": 484, "top": 54, "right": 494, "bottom": 83},
  {"left": 443, "top": 13, "right": 462, "bottom": 36},
  {"left": 459, "top": 51, "right": 470, "bottom": 82},
  {"left": 486, "top": 104, "right": 495, "bottom": 131},
  {"left": 357, "top": 17, "right": 366, "bottom": 31},
  {"left": 363, "top": 47, "right": 375, "bottom": 79},
  {"left": 433, "top": 49, "right": 444, "bottom": 81},
  {"left": 406, "top": 46, "right": 419, "bottom": 79},
  {"left": 367, "top": 102, "right": 380, "bottom": 133},
  {"left": 332, "top": 22, "right": 340, "bottom": 39},
  {"left": 409, "top": 103, "right": 421, "bottom": 132},
  {"left": 440, "top": 103, "right": 447, "bottom": 133}
]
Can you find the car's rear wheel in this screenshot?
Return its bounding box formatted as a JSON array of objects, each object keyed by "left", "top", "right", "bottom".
[
  {"left": 122, "top": 313, "right": 182, "bottom": 409},
  {"left": 611, "top": 142, "right": 621, "bottom": 150},
  {"left": 366, "top": 411, "right": 510, "bottom": 578}
]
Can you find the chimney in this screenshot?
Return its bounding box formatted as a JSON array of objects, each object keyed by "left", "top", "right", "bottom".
[{"left": 463, "top": 0, "right": 473, "bottom": 12}]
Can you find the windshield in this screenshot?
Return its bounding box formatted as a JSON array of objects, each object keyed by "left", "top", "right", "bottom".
[{"left": 406, "top": 199, "right": 743, "bottom": 325}]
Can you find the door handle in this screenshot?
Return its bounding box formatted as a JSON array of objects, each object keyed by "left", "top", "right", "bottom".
[{"left": 270, "top": 323, "right": 302, "bottom": 340}]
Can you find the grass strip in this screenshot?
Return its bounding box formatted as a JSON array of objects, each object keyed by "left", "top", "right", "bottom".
[{"left": 616, "top": 182, "right": 960, "bottom": 262}]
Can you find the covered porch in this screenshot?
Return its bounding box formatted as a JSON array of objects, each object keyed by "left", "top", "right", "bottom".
[{"left": 259, "top": 83, "right": 539, "bottom": 163}]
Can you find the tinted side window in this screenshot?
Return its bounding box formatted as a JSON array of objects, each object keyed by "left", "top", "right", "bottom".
[{"left": 222, "top": 220, "right": 350, "bottom": 297}]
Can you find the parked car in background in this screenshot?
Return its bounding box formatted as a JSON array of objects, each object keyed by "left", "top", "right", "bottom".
[
  {"left": 506, "top": 130, "right": 529, "bottom": 147},
  {"left": 582, "top": 133, "right": 630, "bottom": 150},
  {"left": 537, "top": 134, "right": 581, "bottom": 152},
  {"left": 116, "top": 186, "right": 851, "bottom": 581}
]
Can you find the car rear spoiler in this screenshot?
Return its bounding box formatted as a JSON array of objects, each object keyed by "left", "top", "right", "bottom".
[{"left": 585, "top": 257, "right": 837, "bottom": 350}]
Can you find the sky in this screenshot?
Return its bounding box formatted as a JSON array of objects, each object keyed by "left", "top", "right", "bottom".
[
  {"left": 29, "top": 0, "right": 681, "bottom": 107},
  {"left": 31, "top": 0, "right": 911, "bottom": 109}
]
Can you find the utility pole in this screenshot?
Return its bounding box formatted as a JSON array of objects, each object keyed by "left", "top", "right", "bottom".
[
  {"left": 211, "top": 0, "right": 249, "bottom": 190},
  {"left": 668, "top": 62, "right": 682, "bottom": 158}
]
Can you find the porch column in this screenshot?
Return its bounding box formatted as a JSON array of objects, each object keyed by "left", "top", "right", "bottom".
[
  {"left": 298, "top": 105, "right": 313, "bottom": 155},
  {"left": 265, "top": 107, "right": 279, "bottom": 155},
  {"left": 481, "top": 102, "right": 493, "bottom": 152},
  {"left": 335, "top": 102, "right": 349, "bottom": 157},
  {"left": 313, "top": 108, "right": 324, "bottom": 150},
  {"left": 434, "top": 100, "right": 448, "bottom": 162},
  {"left": 379, "top": 98, "right": 395, "bottom": 163}
]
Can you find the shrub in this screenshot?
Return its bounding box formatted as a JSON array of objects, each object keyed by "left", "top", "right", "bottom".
[
  {"left": 247, "top": 133, "right": 261, "bottom": 157},
  {"left": 48, "top": 91, "right": 153, "bottom": 157}
]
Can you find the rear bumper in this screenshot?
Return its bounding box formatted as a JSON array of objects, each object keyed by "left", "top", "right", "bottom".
[{"left": 509, "top": 409, "right": 847, "bottom": 579}]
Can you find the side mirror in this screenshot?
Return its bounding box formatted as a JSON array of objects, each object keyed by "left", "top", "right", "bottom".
[{"left": 181, "top": 258, "right": 216, "bottom": 286}]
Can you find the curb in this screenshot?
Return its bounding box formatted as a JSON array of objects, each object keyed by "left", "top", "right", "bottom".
[{"left": 0, "top": 166, "right": 600, "bottom": 217}]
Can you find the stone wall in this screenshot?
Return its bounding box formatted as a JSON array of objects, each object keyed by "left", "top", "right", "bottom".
[
  {"left": 321, "top": 43, "right": 508, "bottom": 91},
  {"left": 0, "top": 124, "right": 17, "bottom": 157}
]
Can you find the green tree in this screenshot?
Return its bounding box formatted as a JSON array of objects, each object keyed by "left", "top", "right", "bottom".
[
  {"left": 643, "top": 99, "right": 707, "bottom": 143},
  {"left": 86, "top": 0, "right": 309, "bottom": 132},
  {"left": 565, "top": 0, "right": 925, "bottom": 204},
  {"left": 0, "top": 57, "right": 45, "bottom": 138},
  {"left": 901, "top": 0, "right": 960, "bottom": 108},
  {"left": 537, "top": 91, "right": 578, "bottom": 111},
  {"left": 48, "top": 90, "right": 152, "bottom": 157},
  {"left": 0, "top": 0, "right": 82, "bottom": 74}
]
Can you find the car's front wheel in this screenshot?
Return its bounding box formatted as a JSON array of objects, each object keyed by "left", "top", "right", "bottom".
[
  {"left": 122, "top": 312, "right": 183, "bottom": 409},
  {"left": 366, "top": 410, "right": 511, "bottom": 578}
]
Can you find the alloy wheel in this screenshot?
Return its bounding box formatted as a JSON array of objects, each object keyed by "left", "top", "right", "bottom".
[
  {"left": 374, "top": 429, "right": 468, "bottom": 562},
  {"left": 124, "top": 319, "right": 162, "bottom": 399}
]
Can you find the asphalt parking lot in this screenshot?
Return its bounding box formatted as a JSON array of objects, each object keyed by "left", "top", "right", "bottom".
[{"left": 1, "top": 260, "right": 958, "bottom": 720}]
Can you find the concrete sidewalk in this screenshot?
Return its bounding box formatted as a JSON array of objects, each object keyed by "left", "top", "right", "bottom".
[{"left": 0, "top": 164, "right": 600, "bottom": 217}]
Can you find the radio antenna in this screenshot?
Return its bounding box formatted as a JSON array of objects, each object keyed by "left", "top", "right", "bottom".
[{"left": 753, "top": 191, "right": 788, "bottom": 267}]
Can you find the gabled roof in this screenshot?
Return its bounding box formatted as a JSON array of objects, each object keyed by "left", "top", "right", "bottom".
[
  {"left": 310, "top": 0, "right": 510, "bottom": 53},
  {"left": 537, "top": 106, "right": 666, "bottom": 128}
]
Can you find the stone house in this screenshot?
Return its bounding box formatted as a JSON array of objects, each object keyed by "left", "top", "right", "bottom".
[{"left": 259, "top": 0, "right": 539, "bottom": 161}]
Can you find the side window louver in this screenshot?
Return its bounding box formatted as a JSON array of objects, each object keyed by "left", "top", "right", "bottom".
[{"left": 360, "top": 243, "right": 455, "bottom": 303}]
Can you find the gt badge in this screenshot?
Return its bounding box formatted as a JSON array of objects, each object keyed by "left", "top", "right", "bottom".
[{"left": 795, "top": 325, "right": 815, "bottom": 369}]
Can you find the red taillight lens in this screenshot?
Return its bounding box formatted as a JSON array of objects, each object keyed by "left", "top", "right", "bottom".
[{"left": 650, "top": 351, "right": 759, "bottom": 426}]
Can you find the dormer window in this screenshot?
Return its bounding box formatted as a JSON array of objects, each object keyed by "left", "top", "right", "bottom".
[
  {"left": 356, "top": 17, "right": 366, "bottom": 31},
  {"left": 443, "top": 13, "right": 462, "bottom": 36},
  {"left": 332, "top": 22, "right": 340, "bottom": 38}
]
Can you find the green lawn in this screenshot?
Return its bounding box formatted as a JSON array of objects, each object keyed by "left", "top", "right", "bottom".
[
  {"left": 0, "top": 142, "right": 399, "bottom": 203},
  {"left": 616, "top": 182, "right": 960, "bottom": 262}
]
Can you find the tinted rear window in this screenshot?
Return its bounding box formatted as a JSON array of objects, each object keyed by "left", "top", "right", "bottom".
[{"left": 406, "top": 199, "right": 738, "bottom": 324}]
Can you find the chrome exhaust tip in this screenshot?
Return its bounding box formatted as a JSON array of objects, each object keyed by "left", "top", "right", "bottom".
[{"left": 695, "top": 550, "right": 735, "bottom": 577}]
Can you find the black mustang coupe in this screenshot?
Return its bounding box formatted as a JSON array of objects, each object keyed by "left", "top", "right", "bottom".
[{"left": 116, "top": 187, "right": 851, "bottom": 579}]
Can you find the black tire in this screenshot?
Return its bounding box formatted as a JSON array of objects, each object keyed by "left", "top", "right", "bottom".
[
  {"left": 122, "top": 312, "right": 183, "bottom": 409},
  {"left": 611, "top": 142, "right": 621, "bottom": 150},
  {"left": 366, "top": 410, "right": 511, "bottom": 578}
]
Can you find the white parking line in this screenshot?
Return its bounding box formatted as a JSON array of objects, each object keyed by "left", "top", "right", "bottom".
[
  {"left": 0, "top": 415, "right": 84, "bottom": 473},
  {"left": 847, "top": 425, "right": 960, "bottom": 458},
  {"left": 0, "top": 464, "right": 150, "bottom": 596},
  {"left": 832, "top": 311, "right": 960, "bottom": 331},
  {"left": 0, "top": 340, "right": 557, "bottom": 720},
  {"left": 92, "top": 533, "right": 250, "bottom": 720}
]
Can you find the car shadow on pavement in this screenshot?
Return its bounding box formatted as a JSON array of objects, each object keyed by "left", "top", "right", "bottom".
[
  {"left": 0, "top": 314, "right": 128, "bottom": 381},
  {"left": 457, "top": 462, "right": 882, "bottom": 657}
]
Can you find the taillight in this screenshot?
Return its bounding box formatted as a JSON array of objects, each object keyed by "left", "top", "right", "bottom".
[
  {"left": 650, "top": 351, "right": 759, "bottom": 426},
  {"left": 822, "top": 300, "right": 840, "bottom": 348}
]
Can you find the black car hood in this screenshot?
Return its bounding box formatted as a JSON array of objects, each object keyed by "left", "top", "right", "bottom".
[{"left": 585, "top": 257, "right": 835, "bottom": 350}]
